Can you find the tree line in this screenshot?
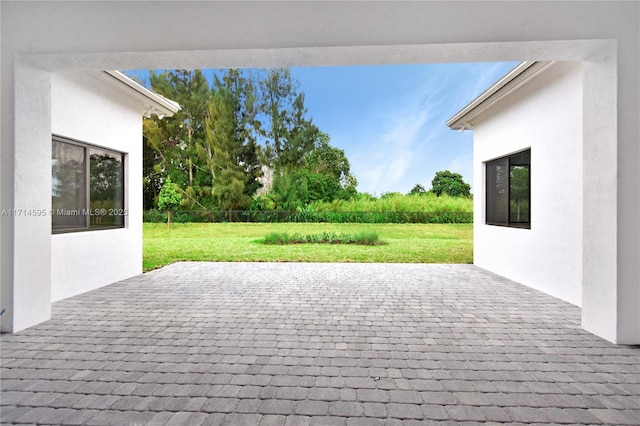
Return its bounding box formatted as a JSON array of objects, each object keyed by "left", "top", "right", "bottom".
[{"left": 143, "top": 69, "right": 357, "bottom": 213}]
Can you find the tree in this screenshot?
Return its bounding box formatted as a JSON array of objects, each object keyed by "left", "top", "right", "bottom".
[
  {"left": 201, "top": 69, "right": 263, "bottom": 215},
  {"left": 408, "top": 183, "right": 427, "bottom": 196},
  {"left": 204, "top": 90, "right": 251, "bottom": 214},
  {"left": 139, "top": 67, "right": 345, "bottom": 212},
  {"left": 271, "top": 170, "right": 308, "bottom": 211},
  {"left": 431, "top": 170, "right": 471, "bottom": 197},
  {"left": 510, "top": 165, "right": 530, "bottom": 221},
  {"left": 89, "top": 153, "right": 123, "bottom": 204},
  {"left": 157, "top": 177, "right": 183, "bottom": 227},
  {"left": 302, "top": 133, "right": 357, "bottom": 203},
  {"left": 145, "top": 70, "right": 212, "bottom": 207},
  {"left": 257, "top": 68, "right": 324, "bottom": 208},
  {"left": 215, "top": 69, "right": 263, "bottom": 199},
  {"left": 142, "top": 133, "right": 164, "bottom": 210},
  {"left": 258, "top": 68, "right": 319, "bottom": 171}
]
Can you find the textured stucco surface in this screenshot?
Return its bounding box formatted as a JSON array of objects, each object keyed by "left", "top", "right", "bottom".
[
  {"left": 51, "top": 71, "right": 143, "bottom": 303},
  {"left": 472, "top": 61, "right": 583, "bottom": 307}
]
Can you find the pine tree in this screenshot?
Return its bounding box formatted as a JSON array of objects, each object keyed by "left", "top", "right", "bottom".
[
  {"left": 204, "top": 69, "right": 263, "bottom": 214},
  {"left": 258, "top": 68, "right": 319, "bottom": 172},
  {"left": 218, "top": 69, "right": 263, "bottom": 199},
  {"left": 145, "top": 70, "right": 212, "bottom": 206},
  {"left": 206, "top": 92, "right": 250, "bottom": 213}
]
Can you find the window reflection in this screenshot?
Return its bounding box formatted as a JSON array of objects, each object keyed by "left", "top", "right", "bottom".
[
  {"left": 509, "top": 165, "right": 530, "bottom": 223},
  {"left": 52, "top": 141, "right": 87, "bottom": 230},
  {"left": 52, "top": 136, "right": 125, "bottom": 233},
  {"left": 486, "top": 159, "right": 508, "bottom": 224},
  {"left": 486, "top": 149, "right": 530, "bottom": 228},
  {"left": 90, "top": 149, "right": 124, "bottom": 228}
]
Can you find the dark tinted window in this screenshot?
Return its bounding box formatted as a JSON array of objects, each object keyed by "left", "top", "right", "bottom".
[
  {"left": 52, "top": 136, "right": 125, "bottom": 233},
  {"left": 486, "top": 149, "right": 530, "bottom": 228},
  {"left": 89, "top": 148, "right": 124, "bottom": 229},
  {"left": 52, "top": 141, "right": 87, "bottom": 231}
]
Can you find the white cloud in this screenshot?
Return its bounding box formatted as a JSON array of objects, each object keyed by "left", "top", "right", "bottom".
[
  {"left": 335, "top": 62, "right": 517, "bottom": 195},
  {"left": 353, "top": 105, "right": 431, "bottom": 194}
]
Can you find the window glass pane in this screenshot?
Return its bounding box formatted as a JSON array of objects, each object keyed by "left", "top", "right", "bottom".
[
  {"left": 52, "top": 140, "right": 87, "bottom": 230},
  {"left": 509, "top": 164, "right": 530, "bottom": 223},
  {"left": 89, "top": 148, "right": 124, "bottom": 229},
  {"left": 486, "top": 158, "right": 508, "bottom": 224},
  {"left": 485, "top": 149, "right": 530, "bottom": 228},
  {"left": 510, "top": 149, "right": 530, "bottom": 166}
]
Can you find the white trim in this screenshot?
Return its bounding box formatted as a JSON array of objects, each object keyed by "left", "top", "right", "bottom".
[
  {"left": 89, "top": 70, "right": 180, "bottom": 118},
  {"left": 446, "top": 61, "right": 552, "bottom": 130}
]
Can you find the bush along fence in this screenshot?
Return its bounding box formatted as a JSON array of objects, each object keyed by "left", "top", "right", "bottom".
[{"left": 143, "top": 210, "right": 473, "bottom": 224}]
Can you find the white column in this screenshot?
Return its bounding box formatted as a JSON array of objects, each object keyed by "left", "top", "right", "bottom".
[
  {"left": 581, "top": 44, "right": 621, "bottom": 343},
  {"left": 10, "top": 59, "right": 52, "bottom": 332}
]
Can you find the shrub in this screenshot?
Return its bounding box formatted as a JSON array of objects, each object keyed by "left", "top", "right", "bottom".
[
  {"left": 143, "top": 192, "right": 473, "bottom": 224},
  {"left": 354, "top": 230, "right": 380, "bottom": 245},
  {"left": 262, "top": 231, "right": 385, "bottom": 245}
]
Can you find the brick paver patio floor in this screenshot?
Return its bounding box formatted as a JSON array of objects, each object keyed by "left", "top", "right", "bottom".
[{"left": 1, "top": 262, "right": 639, "bottom": 425}]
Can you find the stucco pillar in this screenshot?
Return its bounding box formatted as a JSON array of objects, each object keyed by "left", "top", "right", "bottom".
[
  {"left": 582, "top": 42, "right": 640, "bottom": 344},
  {"left": 9, "top": 59, "right": 52, "bottom": 332},
  {"left": 615, "top": 34, "right": 640, "bottom": 345}
]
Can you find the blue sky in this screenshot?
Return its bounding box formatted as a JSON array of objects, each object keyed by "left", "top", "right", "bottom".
[{"left": 125, "top": 62, "right": 517, "bottom": 195}]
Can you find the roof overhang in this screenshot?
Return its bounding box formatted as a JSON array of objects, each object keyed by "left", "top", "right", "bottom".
[
  {"left": 90, "top": 70, "right": 180, "bottom": 119},
  {"left": 446, "top": 61, "right": 552, "bottom": 131}
]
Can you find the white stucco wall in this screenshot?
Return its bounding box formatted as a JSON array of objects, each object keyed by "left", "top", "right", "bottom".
[
  {"left": 50, "top": 72, "right": 143, "bottom": 302},
  {"left": 472, "top": 62, "right": 583, "bottom": 306}
]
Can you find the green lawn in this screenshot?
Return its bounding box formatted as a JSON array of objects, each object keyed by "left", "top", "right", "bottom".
[{"left": 143, "top": 222, "right": 473, "bottom": 271}]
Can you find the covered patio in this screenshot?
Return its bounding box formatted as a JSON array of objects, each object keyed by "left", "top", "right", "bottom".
[{"left": 2, "top": 262, "right": 638, "bottom": 424}]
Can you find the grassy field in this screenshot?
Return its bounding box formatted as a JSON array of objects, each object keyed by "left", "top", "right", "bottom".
[
  {"left": 310, "top": 192, "right": 473, "bottom": 213},
  {"left": 143, "top": 222, "right": 473, "bottom": 271}
]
